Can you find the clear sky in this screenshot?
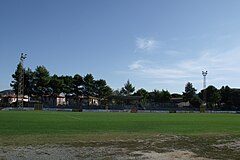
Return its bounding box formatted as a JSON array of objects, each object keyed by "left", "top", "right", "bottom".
[{"left": 1, "top": 0, "right": 240, "bottom": 93}]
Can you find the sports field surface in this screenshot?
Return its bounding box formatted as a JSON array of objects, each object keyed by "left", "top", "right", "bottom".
[
  {"left": 1, "top": 111, "right": 240, "bottom": 159},
  {"left": 1, "top": 111, "right": 240, "bottom": 135}
]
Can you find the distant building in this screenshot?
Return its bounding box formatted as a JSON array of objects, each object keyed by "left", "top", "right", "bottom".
[
  {"left": 0, "top": 89, "right": 30, "bottom": 107},
  {"left": 67, "top": 95, "right": 100, "bottom": 107},
  {"left": 1, "top": 95, "right": 17, "bottom": 104},
  {"left": 30, "top": 93, "right": 66, "bottom": 106},
  {"left": 0, "top": 90, "right": 17, "bottom": 104},
  {"left": 171, "top": 97, "right": 190, "bottom": 107}
]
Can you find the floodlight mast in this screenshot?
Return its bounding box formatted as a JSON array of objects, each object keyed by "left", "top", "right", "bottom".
[
  {"left": 202, "top": 71, "right": 208, "bottom": 104},
  {"left": 17, "top": 53, "right": 27, "bottom": 108}
]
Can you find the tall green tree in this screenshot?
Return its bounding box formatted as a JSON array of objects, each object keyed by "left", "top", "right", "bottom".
[
  {"left": 134, "top": 88, "right": 149, "bottom": 98},
  {"left": 94, "top": 79, "right": 113, "bottom": 98},
  {"left": 230, "top": 89, "right": 240, "bottom": 110},
  {"left": 220, "top": 86, "right": 231, "bottom": 105},
  {"left": 120, "top": 80, "right": 135, "bottom": 96},
  {"left": 32, "top": 66, "right": 51, "bottom": 96},
  {"left": 159, "top": 90, "right": 171, "bottom": 103},
  {"left": 11, "top": 63, "right": 33, "bottom": 96},
  {"left": 206, "top": 85, "right": 221, "bottom": 110},
  {"left": 183, "top": 82, "right": 200, "bottom": 107},
  {"left": 49, "top": 74, "right": 64, "bottom": 95},
  {"left": 134, "top": 88, "right": 149, "bottom": 105},
  {"left": 24, "top": 68, "right": 34, "bottom": 97},
  {"left": 149, "top": 90, "right": 159, "bottom": 103},
  {"left": 10, "top": 63, "right": 23, "bottom": 94},
  {"left": 149, "top": 89, "right": 171, "bottom": 103},
  {"left": 61, "top": 75, "right": 73, "bottom": 95},
  {"left": 83, "top": 74, "right": 95, "bottom": 96},
  {"left": 183, "top": 82, "right": 196, "bottom": 102},
  {"left": 72, "top": 74, "right": 84, "bottom": 96},
  {"left": 101, "top": 85, "right": 113, "bottom": 97}
]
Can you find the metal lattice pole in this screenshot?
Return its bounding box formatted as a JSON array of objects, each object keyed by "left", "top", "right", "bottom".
[{"left": 17, "top": 53, "right": 27, "bottom": 108}]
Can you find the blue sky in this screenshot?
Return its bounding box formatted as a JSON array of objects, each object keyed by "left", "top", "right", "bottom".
[{"left": 1, "top": 0, "right": 240, "bottom": 93}]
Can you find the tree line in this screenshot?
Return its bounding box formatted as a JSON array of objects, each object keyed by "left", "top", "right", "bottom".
[
  {"left": 10, "top": 63, "right": 240, "bottom": 110},
  {"left": 11, "top": 64, "right": 172, "bottom": 102},
  {"left": 11, "top": 64, "right": 113, "bottom": 99},
  {"left": 180, "top": 82, "right": 240, "bottom": 111}
]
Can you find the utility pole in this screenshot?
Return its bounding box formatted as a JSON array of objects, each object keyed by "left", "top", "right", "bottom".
[{"left": 17, "top": 53, "right": 27, "bottom": 108}]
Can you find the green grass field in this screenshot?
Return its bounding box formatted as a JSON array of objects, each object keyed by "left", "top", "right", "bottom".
[
  {"left": 1, "top": 111, "right": 240, "bottom": 159},
  {"left": 1, "top": 111, "right": 240, "bottom": 136}
]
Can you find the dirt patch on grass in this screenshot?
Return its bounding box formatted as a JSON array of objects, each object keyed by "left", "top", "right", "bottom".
[
  {"left": 0, "top": 145, "right": 211, "bottom": 160},
  {"left": 1, "top": 135, "right": 240, "bottom": 160},
  {"left": 131, "top": 150, "right": 211, "bottom": 160},
  {"left": 213, "top": 139, "right": 240, "bottom": 150},
  {"left": 0, "top": 145, "right": 128, "bottom": 160}
]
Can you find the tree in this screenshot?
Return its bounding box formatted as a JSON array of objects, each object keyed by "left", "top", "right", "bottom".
[
  {"left": 120, "top": 80, "right": 135, "bottom": 96},
  {"left": 10, "top": 63, "right": 23, "bottom": 94},
  {"left": 183, "top": 82, "right": 196, "bottom": 102},
  {"left": 220, "top": 86, "right": 231, "bottom": 106},
  {"left": 32, "top": 66, "right": 51, "bottom": 97},
  {"left": 83, "top": 74, "right": 95, "bottom": 96},
  {"left": 61, "top": 75, "right": 73, "bottom": 95},
  {"left": 205, "top": 85, "right": 221, "bottom": 110},
  {"left": 113, "top": 89, "right": 122, "bottom": 96},
  {"left": 49, "top": 74, "right": 64, "bottom": 95},
  {"left": 101, "top": 85, "right": 113, "bottom": 97},
  {"left": 11, "top": 63, "right": 33, "bottom": 97},
  {"left": 159, "top": 90, "right": 171, "bottom": 103},
  {"left": 230, "top": 89, "right": 240, "bottom": 110},
  {"left": 134, "top": 88, "right": 149, "bottom": 105},
  {"left": 72, "top": 74, "right": 84, "bottom": 96},
  {"left": 149, "top": 89, "right": 171, "bottom": 103},
  {"left": 134, "top": 88, "right": 149, "bottom": 98},
  {"left": 24, "top": 68, "right": 34, "bottom": 97},
  {"left": 190, "top": 95, "right": 202, "bottom": 108},
  {"left": 149, "top": 90, "right": 160, "bottom": 103},
  {"left": 94, "top": 79, "right": 113, "bottom": 98},
  {"left": 183, "top": 82, "right": 200, "bottom": 107}
]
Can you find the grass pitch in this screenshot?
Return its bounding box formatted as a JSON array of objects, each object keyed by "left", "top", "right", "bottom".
[
  {"left": 0, "top": 111, "right": 240, "bottom": 136},
  {"left": 1, "top": 111, "right": 240, "bottom": 159}
]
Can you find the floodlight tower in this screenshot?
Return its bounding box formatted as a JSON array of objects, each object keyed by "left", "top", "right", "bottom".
[
  {"left": 202, "top": 71, "right": 208, "bottom": 103},
  {"left": 202, "top": 71, "right": 207, "bottom": 89},
  {"left": 17, "top": 53, "right": 27, "bottom": 108}
]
